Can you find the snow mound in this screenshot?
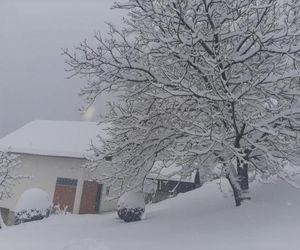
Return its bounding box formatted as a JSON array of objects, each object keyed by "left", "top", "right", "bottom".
[
  {"left": 117, "top": 191, "right": 145, "bottom": 209},
  {"left": 61, "top": 239, "right": 109, "bottom": 250},
  {"left": 15, "top": 188, "right": 52, "bottom": 212},
  {"left": 15, "top": 188, "right": 52, "bottom": 223}
]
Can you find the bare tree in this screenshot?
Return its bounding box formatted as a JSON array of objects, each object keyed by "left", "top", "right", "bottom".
[
  {"left": 0, "top": 152, "right": 21, "bottom": 227},
  {"left": 65, "top": 0, "right": 300, "bottom": 206}
]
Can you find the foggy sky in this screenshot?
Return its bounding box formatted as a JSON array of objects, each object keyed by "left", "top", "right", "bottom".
[{"left": 0, "top": 0, "right": 123, "bottom": 137}]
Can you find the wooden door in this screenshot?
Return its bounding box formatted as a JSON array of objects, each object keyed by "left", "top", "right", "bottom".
[
  {"left": 79, "top": 181, "right": 102, "bottom": 214},
  {"left": 53, "top": 177, "right": 78, "bottom": 213}
]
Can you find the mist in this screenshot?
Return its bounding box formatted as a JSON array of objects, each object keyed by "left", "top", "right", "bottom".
[{"left": 0, "top": 0, "right": 123, "bottom": 137}]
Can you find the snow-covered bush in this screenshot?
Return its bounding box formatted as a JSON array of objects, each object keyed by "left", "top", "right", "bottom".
[
  {"left": 52, "top": 204, "right": 69, "bottom": 215},
  {"left": 15, "top": 188, "right": 52, "bottom": 224},
  {"left": 117, "top": 191, "right": 145, "bottom": 222}
]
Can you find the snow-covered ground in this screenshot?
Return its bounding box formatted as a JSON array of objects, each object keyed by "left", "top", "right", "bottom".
[{"left": 1, "top": 178, "right": 300, "bottom": 250}]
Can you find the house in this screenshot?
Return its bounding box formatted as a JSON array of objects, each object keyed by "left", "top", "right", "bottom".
[
  {"left": 0, "top": 120, "right": 117, "bottom": 225},
  {"left": 0, "top": 120, "right": 200, "bottom": 225}
]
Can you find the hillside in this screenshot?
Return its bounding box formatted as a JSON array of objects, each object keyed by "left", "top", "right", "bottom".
[{"left": 1, "top": 177, "right": 300, "bottom": 250}]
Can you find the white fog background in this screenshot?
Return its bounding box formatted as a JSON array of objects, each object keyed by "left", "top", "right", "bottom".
[{"left": 0, "top": 0, "right": 122, "bottom": 137}]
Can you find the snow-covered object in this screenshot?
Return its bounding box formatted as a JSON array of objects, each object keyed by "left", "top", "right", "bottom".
[
  {"left": 117, "top": 191, "right": 145, "bottom": 222},
  {"left": 0, "top": 120, "right": 107, "bottom": 158},
  {"left": 147, "top": 161, "right": 196, "bottom": 183},
  {"left": 15, "top": 188, "right": 52, "bottom": 224}
]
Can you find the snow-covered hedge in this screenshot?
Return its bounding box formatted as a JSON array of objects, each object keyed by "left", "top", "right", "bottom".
[
  {"left": 15, "top": 188, "right": 52, "bottom": 224},
  {"left": 117, "top": 191, "right": 145, "bottom": 222}
]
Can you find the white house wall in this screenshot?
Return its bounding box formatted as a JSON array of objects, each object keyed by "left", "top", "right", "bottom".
[
  {"left": 0, "top": 154, "right": 118, "bottom": 214},
  {"left": 98, "top": 181, "right": 121, "bottom": 213}
]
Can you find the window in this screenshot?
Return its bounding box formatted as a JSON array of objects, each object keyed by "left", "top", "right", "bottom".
[
  {"left": 56, "top": 177, "right": 78, "bottom": 187},
  {"left": 105, "top": 186, "right": 110, "bottom": 196},
  {"left": 104, "top": 155, "right": 112, "bottom": 161}
]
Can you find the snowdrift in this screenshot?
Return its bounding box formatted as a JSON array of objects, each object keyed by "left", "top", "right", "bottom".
[{"left": 1, "top": 177, "right": 300, "bottom": 250}]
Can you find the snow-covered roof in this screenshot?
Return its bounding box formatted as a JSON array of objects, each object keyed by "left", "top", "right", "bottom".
[
  {"left": 147, "top": 161, "right": 197, "bottom": 183},
  {"left": 0, "top": 120, "right": 107, "bottom": 158}
]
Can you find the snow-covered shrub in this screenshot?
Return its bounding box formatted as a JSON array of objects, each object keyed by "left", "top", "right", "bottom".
[
  {"left": 117, "top": 191, "right": 145, "bottom": 222},
  {"left": 52, "top": 204, "right": 69, "bottom": 215},
  {"left": 15, "top": 188, "right": 52, "bottom": 224}
]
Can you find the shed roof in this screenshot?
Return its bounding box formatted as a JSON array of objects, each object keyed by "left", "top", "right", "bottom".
[
  {"left": 147, "top": 161, "right": 197, "bottom": 183},
  {"left": 0, "top": 120, "right": 107, "bottom": 158}
]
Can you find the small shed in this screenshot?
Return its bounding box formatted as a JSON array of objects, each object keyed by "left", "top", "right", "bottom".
[{"left": 146, "top": 162, "right": 200, "bottom": 203}]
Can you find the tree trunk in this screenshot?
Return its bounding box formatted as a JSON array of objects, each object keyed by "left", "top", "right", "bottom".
[
  {"left": 0, "top": 210, "right": 6, "bottom": 229},
  {"left": 194, "top": 169, "right": 201, "bottom": 188},
  {"left": 226, "top": 164, "right": 250, "bottom": 207}
]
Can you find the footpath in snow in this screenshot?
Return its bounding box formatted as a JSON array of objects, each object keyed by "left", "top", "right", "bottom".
[{"left": 0, "top": 177, "right": 300, "bottom": 250}]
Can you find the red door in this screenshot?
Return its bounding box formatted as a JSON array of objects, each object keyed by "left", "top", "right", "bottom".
[
  {"left": 53, "top": 177, "right": 77, "bottom": 213},
  {"left": 79, "top": 181, "right": 102, "bottom": 214}
]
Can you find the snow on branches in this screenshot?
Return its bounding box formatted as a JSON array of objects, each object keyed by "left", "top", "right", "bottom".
[
  {"left": 65, "top": 0, "right": 300, "bottom": 206},
  {"left": 0, "top": 151, "right": 23, "bottom": 228},
  {"left": 0, "top": 152, "right": 22, "bottom": 200}
]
